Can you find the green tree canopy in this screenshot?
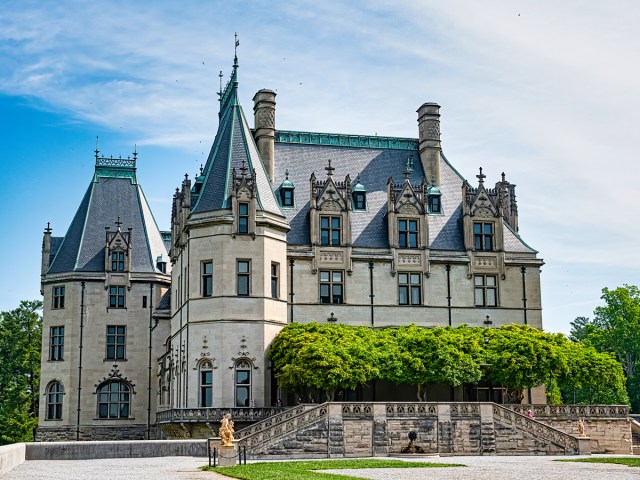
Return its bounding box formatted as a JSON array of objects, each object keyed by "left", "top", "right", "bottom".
[{"left": 0, "top": 300, "right": 42, "bottom": 444}]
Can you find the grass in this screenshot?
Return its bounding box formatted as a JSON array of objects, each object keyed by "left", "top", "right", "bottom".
[
  {"left": 201, "top": 458, "right": 464, "bottom": 480},
  {"left": 557, "top": 457, "right": 640, "bottom": 467}
]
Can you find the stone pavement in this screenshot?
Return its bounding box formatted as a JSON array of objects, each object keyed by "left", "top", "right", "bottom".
[{"left": 3, "top": 455, "right": 640, "bottom": 480}]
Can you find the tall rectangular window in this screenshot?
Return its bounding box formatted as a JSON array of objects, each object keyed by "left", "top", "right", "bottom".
[
  {"left": 106, "top": 326, "right": 126, "bottom": 360},
  {"left": 111, "top": 251, "right": 125, "bottom": 271},
  {"left": 199, "top": 362, "right": 213, "bottom": 408},
  {"left": 474, "top": 275, "right": 498, "bottom": 307},
  {"left": 238, "top": 203, "right": 249, "bottom": 234},
  {"left": 320, "top": 216, "right": 341, "bottom": 246},
  {"left": 398, "top": 272, "right": 422, "bottom": 305},
  {"left": 52, "top": 286, "right": 65, "bottom": 309},
  {"left": 237, "top": 260, "right": 250, "bottom": 296},
  {"left": 49, "top": 326, "right": 64, "bottom": 361},
  {"left": 271, "top": 262, "right": 279, "bottom": 299},
  {"left": 474, "top": 222, "right": 494, "bottom": 251},
  {"left": 398, "top": 219, "right": 419, "bottom": 248},
  {"left": 202, "top": 261, "right": 213, "bottom": 297},
  {"left": 319, "top": 270, "right": 344, "bottom": 304},
  {"left": 109, "top": 286, "right": 126, "bottom": 308}
]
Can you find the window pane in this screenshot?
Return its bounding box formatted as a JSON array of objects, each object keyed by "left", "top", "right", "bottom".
[
  {"left": 203, "top": 262, "right": 212, "bottom": 274},
  {"left": 485, "top": 237, "right": 492, "bottom": 250},
  {"left": 321, "top": 217, "right": 329, "bottom": 228},
  {"left": 236, "top": 386, "right": 250, "bottom": 407},
  {"left": 238, "top": 276, "right": 249, "bottom": 295},
  {"left": 475, "top": 288, "right": 484, "bottom": 306},
  {"left": 120, "top": 403, "right": 129, "bottom": 418},
  {"left": 239, "top": 203, "right": 248, "bottom": 215},
  {"left": 474, "top": 276, "right": 484, "bottom": 286},
  {"left": 238, "top": 261, "right": 249, "bottom": 273},
  {"left": 320, "top": 284, "right": 330, "bottom": 303},
  {"left": 486, "top": 276, "right": 496, "bottom": 286},
  {"left": 410, "top": 273, "right": 421, "bottom": 284},
  {"left": 484, "top": 223, "right": 493, "bottom": 234},
  {"left": 398, "top": 273, "right": 408, "bottom": 283},
  {"left": 321, "top": 231, "right": 329, "bottom": 245},
  {"left": 474, "top": 223, "right": 482, "bottom": 233},
  {"left": 399, "top": 286, "right": 408, "bottom": 305},
  {"left": 320, "top": 271, "right": 330, "bottom": 282},
  {"left": 99, "top": 404, "right": 108, "bottom": 418},
  {"left": 409, "top": 220, "right": 418, "bottom": 231},
  {"left": 332, "top": 271, "right": 342, "bottom": 282},
  {"left": 487, "top": 288, "right": 497, "bottom": 307},
  {"left": 331, "top": 230, "right": 340, "bottom": 245},
  {"left": 411, "top": 286, "right": 421, "bottom": 305},
  {"left": 236, "top": 371, "right": 250, "bottom": 384},
  {"left": 332, "top": 217, "right": 340, "bottom": 229},
  {"left": 399, "top": 234, "right": 407, "bottom": 248},
  {"left": 399, "top": 220, "right": 406, "bottom": 231}
]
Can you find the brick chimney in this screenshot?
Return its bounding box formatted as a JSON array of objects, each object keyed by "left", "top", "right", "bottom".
[
  {"left": 253, "top": 89, "right": 277, "bottom": 183},
  {"left": 417, "top": 102, "right": 441, "bottom": 186}
]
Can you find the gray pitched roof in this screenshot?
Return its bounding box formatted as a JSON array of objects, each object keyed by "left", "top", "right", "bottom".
[
  {"left": 273, "top": 139, "right": 535, "bottom": 253},
  {"left": 191, "top": 68, "right": 282, "bottom": 216},
  {"left": 47, "top": 159, "right": 170, "bottom": 274}
]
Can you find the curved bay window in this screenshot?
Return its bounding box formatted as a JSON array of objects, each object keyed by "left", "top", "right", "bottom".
[
  {"left": 235, "top": 360, "right": 252, "bottom": 407},
  {"left": 46, "top": 381, "right": 64, "bottom": 420},
  {"left": 199, "top": 360, "right": 213, "bottom": 407},
  {"left": 97, "top": 380, "right": 131, "bottom": 419}
]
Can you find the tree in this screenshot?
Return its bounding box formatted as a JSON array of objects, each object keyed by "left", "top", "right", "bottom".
[
  {"left": 483, "top": 325, "right": 566, "bottom": 403},
  {"left": 270, "top": 323, "right": 379, "bottom": 401},
  {"left": 0, "top": 300, "right": 42, "bottom": 444}
]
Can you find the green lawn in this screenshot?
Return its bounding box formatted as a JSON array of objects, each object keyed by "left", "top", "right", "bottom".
[
  {"left": 202, "top": 458, "right": 464, "bottom": 480},
  {"left": 557, "top": 457, "right": 640, "bottom": 467}
]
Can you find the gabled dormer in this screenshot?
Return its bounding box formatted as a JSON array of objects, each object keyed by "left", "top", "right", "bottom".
[
  {"left": 278, "top": 169, "right": 295, "bottom": 208},
  {"left": 309, "top": 160, "right": 351, "bottom": 247},
  {"left": 231, "top": 161, "right": 257, "bottom": 238},
  {"left": 351, "top": 174, "right": 367, "bottom": 211},
  {"left": 386, "top": 174, "right": 428, "bottom": 249},
  {"left": 105, "top": 219, "right": 132, "bottom": 273}
]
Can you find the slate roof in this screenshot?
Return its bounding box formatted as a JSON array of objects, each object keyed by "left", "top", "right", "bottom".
[
  {"left": 191, "top": 67, "right": 282, "bottom": 216},
  {"left": 47, "top": 159, "right": 170, "bottom": 274},
  {"left": 273, "top": 139, "right": 536, "bottom": 253}
]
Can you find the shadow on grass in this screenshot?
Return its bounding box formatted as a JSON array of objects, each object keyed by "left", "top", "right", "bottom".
[{"left": 201, "top": 458, "right": 464, "bottom": 480}]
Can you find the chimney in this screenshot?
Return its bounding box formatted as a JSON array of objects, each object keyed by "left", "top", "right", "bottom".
[
  {"left": 417, "top": 102, "right": 441, "bottom": 186},
  {"left": 253, "top": 89, "right": 277, "bottom": 183},
  {"left": 41, "top": 223, "right": 52, "bottom": 277}
]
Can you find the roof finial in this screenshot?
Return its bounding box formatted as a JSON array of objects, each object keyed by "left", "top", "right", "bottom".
[
  {"left": 95, "top": 136, "right": 100, "bottom": 161},
  {"left": 240, "top": 158, "right": 248, "bottom": 178},
  {"left": 133, "top": 144, "right": 137, "bottom": 161},
  {"left": 45, "top": 222, "right": 52, "bottom": 234},
  {"left": 200, "top": 164, "right": 204, "bottom": 175},
  {"left": 325, "top": 159, "right": 335, "bottom": 177},
  {"left": 285, "top": 168, "right": 289, "bottom": 180},
  {"left": 218, "top": 70, "right": 223, "bottom": 101},
  {"left": 501, "top": 171, "right": 506, "bottom": 182},
  {"left": 406, "top": 155, "right": 414, "bottom": 173},
  {"left": 115, "top": 216, "right": 123, "bottom": 230},
  {"left": 477, "top": 167, "right": 486, "bottom": 185},
  {"left": 233, "top": 32, "right": 239, "bottom": 69}
]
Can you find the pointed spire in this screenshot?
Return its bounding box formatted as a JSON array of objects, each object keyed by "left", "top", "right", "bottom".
[{"left": 234, "top": 32, "right": 239, "bottom": 70}]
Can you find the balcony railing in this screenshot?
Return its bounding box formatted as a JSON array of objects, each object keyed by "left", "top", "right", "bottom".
[{"left": 156, "top": 407, "right": 287, "bottom": 424}]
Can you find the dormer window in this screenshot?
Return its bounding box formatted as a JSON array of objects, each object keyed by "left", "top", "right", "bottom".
[
  {"left": 352, "top": 176, "right": 367, "bottom": 211},
  {"left": 427, "top": 186, "right": 442, "bottom": 214},
  {"left": 238, "top": 203, "right": 249, "bottom": 234},
  {"left": 111, "top": 251, "right": 125, "bottom": 271},
  {"left": 398, "top": 219, "right": 419, "bottom": 248},
  {"left": 320, "top": 216, "right": 341, "bottom": 246},
  {"left": 279, "top": 170, "right": 295, "bottom": 208}
]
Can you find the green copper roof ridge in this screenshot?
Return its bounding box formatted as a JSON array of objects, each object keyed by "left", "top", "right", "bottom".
[
  {"left": 221, "top": 106, "right": 237, "bottom": 209},
  {"left": 275, "top": 129, "right": 419, "bottom": 150}
]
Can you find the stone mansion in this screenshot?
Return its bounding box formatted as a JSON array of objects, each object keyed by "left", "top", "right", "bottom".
[{"left": 37, "top": 59, "right": 543, "bottom": 440}]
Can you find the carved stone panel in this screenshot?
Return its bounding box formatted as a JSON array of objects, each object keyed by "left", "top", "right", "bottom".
[
  {"left": 398, "top": 254, "right": 422, "bottom": 266},
  {"left": 320, "top": 200, "right": 341, "bottom": 212},
  {"left": 319, "top": 250, "right": 344, "bottom": 263},
  {"left": 474, "top": 256, "right": 497, "bottom": 269},
  {"left": 398, "top": 203, "right": 418, "bottom": 214}
]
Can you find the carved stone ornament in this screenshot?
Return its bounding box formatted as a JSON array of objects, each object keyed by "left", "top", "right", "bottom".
[
  {"left": 320, "top": 200, "right": 341, "bottom": 212},
  {"left": 474, "top": 257, "right": 497, "bottom": 268},
  {"left": 398, "top": 254, "right": 421, "bottom": 265},
  {"left": 398, "top": 203, "right": 418, "bottom": 214},
  {"left": 319, "top": 250, "right": 343, "bottom": 263},
  {"left": 474, "top": 207, "right": 493, "bottom": 218},
  {"left": 256, "top": 108, "right": 275, "bottom": 127}
]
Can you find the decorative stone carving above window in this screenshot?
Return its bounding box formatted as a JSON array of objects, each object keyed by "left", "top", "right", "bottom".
[{"left": 398, "top": 253, "right": 422, "bottom": 265}]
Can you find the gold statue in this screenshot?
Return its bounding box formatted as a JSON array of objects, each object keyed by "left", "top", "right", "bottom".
[
  {"left": 219, "top": 413, "right": 235, "bottom": 446},
  {"left": 578, "top": 418, "right": 586, "bottom": 437}
]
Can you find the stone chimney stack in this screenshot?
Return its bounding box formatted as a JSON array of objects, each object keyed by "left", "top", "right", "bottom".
[
  {"left": 41, "top": 223, "right": 52, "bottom": 277},
  {"left": 417, "top": 102, "right": 441, "bottom": 186},
  {"left": 253, "top": 89, "right": 277, "bottom": 183}
]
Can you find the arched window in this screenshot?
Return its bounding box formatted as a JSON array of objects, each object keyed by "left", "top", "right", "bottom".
[
  {"left": 235, "top": 360, "right": 252, "bottom": 407},
  {"left": 97, "top": 380, "right": 130, "bottom": 419},
  {"left": 46, "top": 381, "right": 64, "bottom": 420},
  {"left": 199, "top": 360, "right": 213, "bottom": 407}
]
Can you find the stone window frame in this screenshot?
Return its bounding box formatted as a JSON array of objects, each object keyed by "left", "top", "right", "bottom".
[
  {"left": 198, "top": 360, "right": 213, "bottom": 408},
  {"left": 49, "top": 325, "right": 64, "bottom": 361},
  {"left": 96, "top": 380, "right": 131, "bottom": 419},
  {"left": 320, "top": 215, "right": 341, "bottom": 246},
  {"left": 474, "top": 221, "right": 495, "bottom": 251},
  {"left": 352, "top": 191, "right": 367, "bottom": 211},
  {"left": 319, "top": 270, "right": 344, "bottom": 304},
  {"left": 398, "top": 272, "right": 422, "bottom": 305},
  {"left": 398, "top": 218, "right": 419, "bottom": 249},
  {"left": 52, "top": 285, "right": 65, "bottom": 309},
  {"left": 105, "top": 325, "right": 127, "bottom": 360},
  {"left": 234, "top": 359, "right": 252, "bottom": 407},
  {"left": 270, "top": 262, "right": 280, "bottom": 299},
  {"left": 238, "top": 202, "right": 250, "bottom": 234},
  {"left": 201, "top": 260, "right": 213, "bottom": 297},
  {"left": 109, "top": 286, "right": 126, "bottom": 309},
  {"left": 474, "top": 274, "right": 498, "bottom": 307},
  {"left": 45, "top": 380, "right": 64, "bottom": 421},
  {"left": 237, "top": 259, "right": 251, "bottom": 296},
  {"left": 111, "top": 250, "right": 126, "bottom": 271}
]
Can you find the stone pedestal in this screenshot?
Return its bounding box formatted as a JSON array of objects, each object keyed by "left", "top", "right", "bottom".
[
  {"left": 577, "top": 437, "right": 591, "bottom": 455},
  {"left": 217, "top": 445, "right": 237, "bottom": 467}
]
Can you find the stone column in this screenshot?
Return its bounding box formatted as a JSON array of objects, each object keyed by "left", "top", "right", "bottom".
[
  {"left": 437, "top": 403, "right": 453, "bottom": 454},
  {"left": 253, "top": 89, "right": 277, "bottom": 183},
  {"left": 327, "top": 403, "right": 345, "bottom": 458},
  {"left": 372, "top": 403, "right": 389, "bottom": 456}
]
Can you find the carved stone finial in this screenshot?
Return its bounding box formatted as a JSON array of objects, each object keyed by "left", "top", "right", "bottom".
[
  {"left": 501, "top": 171, "right": 506, "bottom": 182},
  {"left": 115, "top": 216, "right": 123, "bottom": 230},
  {"left": 240, "top": 158, "right": 248, "bottom": 178},
  {"left": 45, "top": 222, "right": 52, "bottom": 234},
  {"left": 325, "top": 159, "right": 335, "bottom": 177},
  {"left": 285, "top": 168, "right": 289, "bottom": 180},
  {"left": 476, "top": 167, "right": 486, "bottom": 184}
]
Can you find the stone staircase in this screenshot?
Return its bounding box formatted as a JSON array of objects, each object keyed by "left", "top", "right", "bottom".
[{"left": 232, "top": 402, "right": 598, "bottom": 458}]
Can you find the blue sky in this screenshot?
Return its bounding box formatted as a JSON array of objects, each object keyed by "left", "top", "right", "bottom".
[{"left": 1, "top": 1, "right": 638, "bottom": 334}]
